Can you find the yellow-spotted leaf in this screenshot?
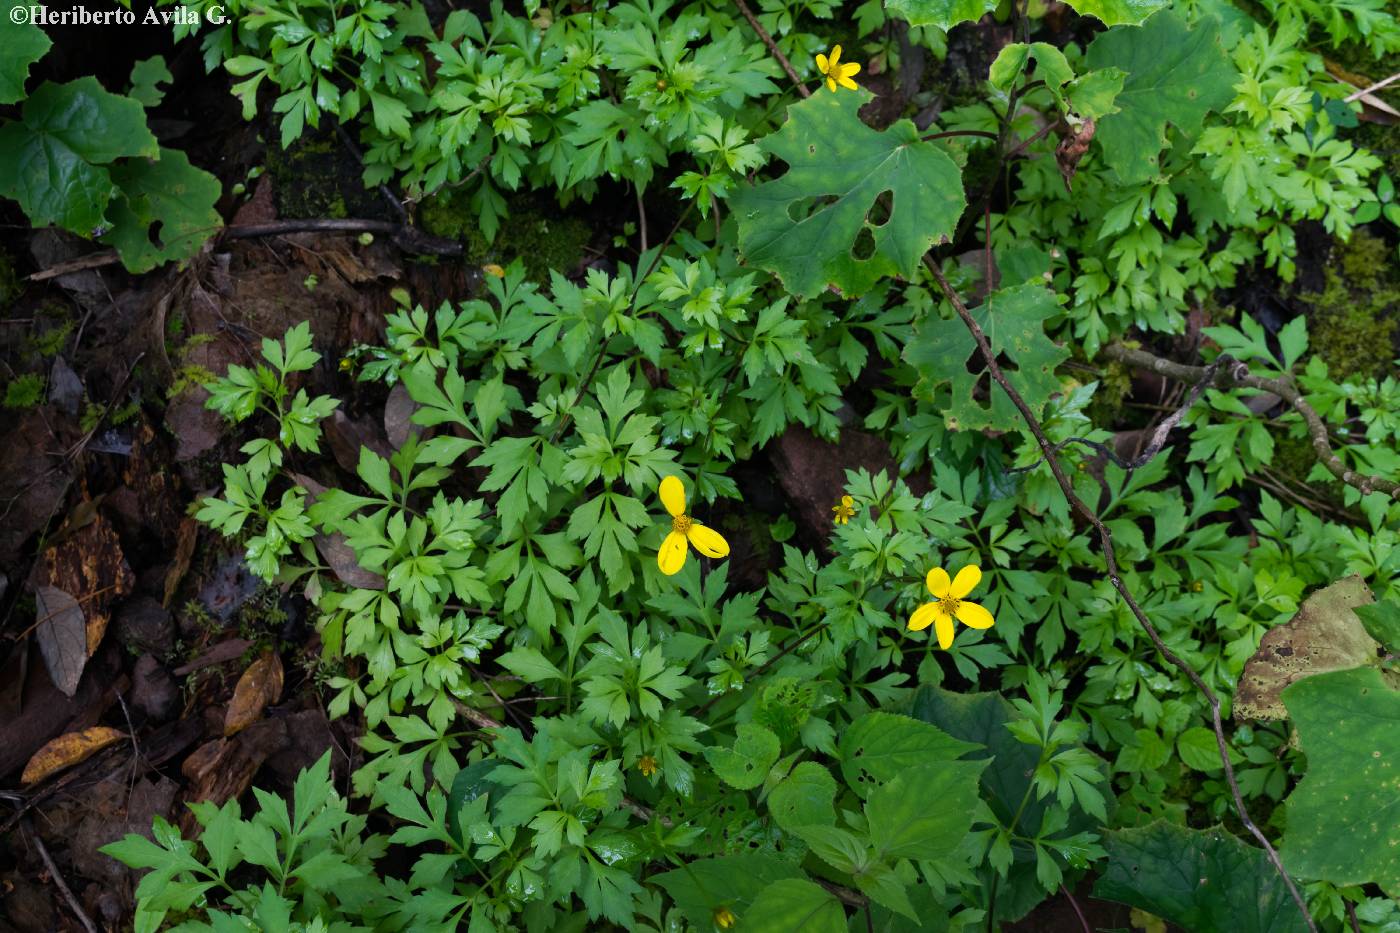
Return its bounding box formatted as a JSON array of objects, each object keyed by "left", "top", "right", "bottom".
[{"left": 22, "top": 726, "right": 126, "bottom": 785}]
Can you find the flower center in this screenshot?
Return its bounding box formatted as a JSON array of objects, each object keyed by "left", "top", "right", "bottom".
[
  {"left": 672, "top": 514, "right": 693, "bottom": 535},
  {"left": 938, "top": 595, "right": 961, "bottom": 615}
]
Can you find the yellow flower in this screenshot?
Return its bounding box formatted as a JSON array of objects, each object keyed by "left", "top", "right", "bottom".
[
  {"left": 638, "top": 754, "right": 658, "bottom": 777},
  {"left": 482, "top": 263, "right": 506, "bottom": 278},
  {"left": 658, "top": 475, "right": 730, "bottom": 576},
  {"left": 815, "top": 44, "right": 861, "bottom": 93},
  {"left": 832, "top": 494, "right": 856, "bottom": 524},
  {"left": 713, "top": 906, "right": 737, "bottom": 929},
  {"left": 908, "top": 565, "right": 995, "bottom": 649}
]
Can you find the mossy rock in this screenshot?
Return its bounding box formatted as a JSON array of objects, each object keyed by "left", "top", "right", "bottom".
[
  {"left": 1299, "top": 230, "right": 1400, "bottom": 381},
  {"left": 419, "top": 187, "right": 591, "bottom": 282},
  {"left": 265, "top": 130, "right": 387, "bottom": 221}
]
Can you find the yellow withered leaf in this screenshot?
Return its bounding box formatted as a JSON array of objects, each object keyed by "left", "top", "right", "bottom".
[
  {"left": 22, "top": 726, "right": 126, "bottom": 785},
  {"left": 223, "top": 651, "right": 284, "bottom": 737}
]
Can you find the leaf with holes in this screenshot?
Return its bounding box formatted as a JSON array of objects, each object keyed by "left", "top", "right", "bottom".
[
  {"left": 1279, "top": 667, "right": 1400, "bottom": 896},
  {"left": 704, "top": 723, "right": 780, "bottom": 790},
  {"left": 102, "top": 147, "right": 222, "bottom": 272},
  {"left": 732, "top": 90, "right": 964, "bottom": 299},
  {"left": 767, "top": 761, "right": 837, "bottom": 833},
  {"left": 1094, "top": 822, "right": 1308, "bottom": 933},
  {"left": 1085, "top": 11, "right": 1236, "bottom": 184},
  {"left": 884, "top": 0, "right": 995, "bottom": 29},
  {"left": 838, "top": 711, "right": 979, "bottom": 798},
  {"left": 904, "top": 282, "right": 1069, "bottom": 433}
]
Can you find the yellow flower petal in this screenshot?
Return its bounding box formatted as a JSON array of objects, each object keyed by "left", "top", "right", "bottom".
[
  {"left": 841, "top": 495, "right": 853, "bottom": 507},
  {"left": 659, "top": 475, "right": 686, "bottom": 517},
  {"left": 658, "top": 530, "right": 689, "bottom": 575},
  {"left": 829, "top": 45, "right": 842, "bottom": 68},
  {"left": 840, "top": 61, "right": 861, "bottom": 79},
  {"left": 934, "top": 613, "right": 955, "bottom": 649},
  {"left": 815, "top": 52, "right": 829, "bottom": 73},
  {"left": 825, "top": 75, "right": 837, "bottom": 92},
  {"left": 926, "top": 567, "right": 951, "bottom": 598},
  {"left": 950, "top": 565, "right": 982, "bottom": 599},
  {"left": 955, "top": 600, "right": 995, "bottom": 630},
  {"left": 837, "top": 72, "right": 858, "bottom": 91},
  {"left": 686, "top": 523, "right": 730, "bottom": 558},
  {"left": 908, "top": 601, "right": 939, "bottom": 631}
]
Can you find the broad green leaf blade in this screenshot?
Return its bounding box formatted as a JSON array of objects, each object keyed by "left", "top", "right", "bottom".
[
  {"left": 1234, "top": 576, "right": 1378, "bottom": 721},
  {"left": 744, "top": 878, "right": 846, "bottom": 933},
  {"left": 733, "top": 90, "right": 964, "bottom": 299},
  {"left": 838, "top": 710, "right": 979, "bottom": 796},
  {"left": 1085, "top": 11, "right": 1236, "bottom": 183},
  {"left": 1280, "top": 667, "right": 1400, "bottom": 895},
  {"left": 867, "top": 767, "right": 983, "bottom": 861},
  {"left": 0, "top": 0, "right": 52, "bottom": 105},
  {"left": 703, "top": 722, "right": 780, "bottom": 789},
  {"left": 884, "top": 0, "right": 995, "bottom": 30},
  {"left": 767, "top": 761, "right": 837, "bottom": 833},
  {"left": 651, "top": 855, "right": 803, "bottom": 929},
  {"left": 1063, "top": 0, "right": 1167, "bottom": 26},
  {"left": 1356, "top": 597, "right": 1400, "bottom": 653},
  {"left": 103, "top": 147, "right": 223, "bottom": 272},
  {"left": 0, "top": 77, "right": 158, "bottom": 233},
  {"left": 1094, "top": 822, "right": 1308, "bottom": 933},
  {"left": 904, "top": 282, "right": 1070, "bottom": 433}
]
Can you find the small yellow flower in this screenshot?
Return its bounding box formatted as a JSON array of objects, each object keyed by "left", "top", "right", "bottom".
[
  {"left": 713, "top": 906, "right": 737, "bottom": 929},
  {"left": 1190, "top": 580, "right": 1204, "bottom": 593},
  {"left": 908, "top": 565, "right": 995, "bottom": 649},
  {"left": 338, "top": 356, "right": 354, "bottom": 372},
  {"left": 815, "top": 44, "right": 861, "bottom": 93},
  {"left": 658, "top": 475, "right": 730, "bottom": 576},
  {"left": 638, "top": 754, "right": 659, "bottom": 777},
  {"left": 482, "top": 263, "right": 506, "bottom": 278},
  {"left": 832, "top": 494, "right": 856, "bottom": 524}
]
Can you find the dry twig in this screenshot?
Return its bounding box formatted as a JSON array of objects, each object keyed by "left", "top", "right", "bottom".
[{"left": 21, "top": 816, "right": 99, "bottom": 933}]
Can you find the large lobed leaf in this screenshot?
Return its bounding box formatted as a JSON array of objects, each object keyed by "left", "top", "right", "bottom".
[
  {"left": 733, "top": 90, "right": 964, "bottom": 299},
  {"left": 1094, "top": 822, "right": 1309, "bottom": 933},
  {"left": 0, "top": 77, "right": 158, "bottom": 233},
  {"left": 904, "top": 282, "right": 1069, "bottom": 433},
  {"left": 1280, "top": 667, "right": 1400, "bottom": 896},
  {"left": 0, "top": 0, "right": 52, "bottom": 105},
  {"left": 1085, "top": 11, "right": 1236, "bottom": 184},
  {"left": 103, "top": 147, "right": 223, "bottom": 272}
]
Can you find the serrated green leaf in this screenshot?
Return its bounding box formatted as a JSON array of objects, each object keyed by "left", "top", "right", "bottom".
[
  {"left": 0, "top": 77, "right": 158, "bottom": 233},
  {"left": 0, "top": 0, "right": 52, "bottom": 105},
  {"left": 883, "top": 0, "right": 995, "bottom": 29},
  {"left": 745, "top": 878, "right": 847, "bottom": 933},
  {"left": 102, "top": 147, "right": 222, "bottom": 272},
  {"left": 1094, "top": 822, "right": 1308, "bottom": 933},
  {"left": 1085, "top": 11, "right": 1236, "bottom": 184},
  {"left": 904, "top": 283, "right": 1070, "bottom": 432},
  {"left": 767, "top": 761, "right": 837, "bottom": 833},
  {"left": 1280, "top": 667, "right": 1400, "bottom": 896},
  {"left": 838, "top": 711, "right": 980, "bottom": 797},
  {"left": 733, "top": 90, "right": 964, "bottom": 299},
  {"left": 652, "top": 855, "right": 804, "bottom": 929},
  {"left": 1063, "top": 0, "right": 1168, "bottom": 26},
  {"left": 703, "top": 723, "right": 780, "bottom": 789},
  {"left": 867, "top": 766, "right": 984, "bottom": 860},
  {"left": 128, "top": 56, "right": 172, "bottom": 108}
]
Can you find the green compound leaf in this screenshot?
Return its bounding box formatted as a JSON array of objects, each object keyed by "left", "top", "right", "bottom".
[
  {"left": 1280, "top": 667, "right": 1400, "bottom": 896},
  {"left": 904, "top": 282, "right": 1069, "bottom": 433},
  {"left": 1063, "top": 0, "right": 1168, "bottom": 26},
  {"left": 1093, "top": 822, "right": 1308, "bottom": 933},
  {"left": 703, "top": 722, "right": 780, "bottom": 790},
  {"left": 733, "top": 90, "right": 964, "bottom": 300},
  {"left": 103, "top": 148, "right": 223, "bottom": 272},
  {"left": 745, "top": 879, "right": 847, "bottom": 933},
  {"left": 0, "top": 0, "right": 52, "bottom": 105},
  {"left": 884, "top": 0, "right": 995, "bottom": 30},
  {"left": 1085, "top": 11, "right": 1236, "bottom": 184},
  {"left": 0, "top": 78, "right": 158, "bottom": 233}
]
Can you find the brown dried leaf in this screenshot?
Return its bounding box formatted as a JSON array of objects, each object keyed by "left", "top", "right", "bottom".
[
  {"left": 315, "top": 532, "right": 385, "bottom": 590},
  {"left": 1056, "top": 118, "right": 1096, "bottom": 192},
  {"left": 21, "top": 726, "right": 125, "bottom": 784},
  {"left": 34, "top": 585, "right": 88, "bottom": 696},
  {"left": 1234, "top": 575, "right": 1378, "bottom": 721},
  {"left": 164, "top": 516, "right": 200, "bottom": 608},
  {"left": 35, "top": 509, "right": 134, "bottom": 655},
  {"left": 384, "top": 382, "right": 419, "bottom": 450},
  {"left": 223, "top": 652, "right": 284, "bottom": 736}
]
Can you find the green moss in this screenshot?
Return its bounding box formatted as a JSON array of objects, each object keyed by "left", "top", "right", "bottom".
[
  {"left": 265, "top": 131, "right": 381, "bottom": 221},
  {"left": 1300, "top": 230, "right": 1400, "bottom": 381},
  {"left": 419, "top": 187, "right": 591, "bottom": 282}
]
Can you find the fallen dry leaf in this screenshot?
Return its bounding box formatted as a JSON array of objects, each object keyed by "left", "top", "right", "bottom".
[
  {"left": 164, "top": 516, "right": 200, "bottom": 608},
  {"left": 33, "top": 585, "right": 88, "bottom": 696},
  {"left": 224, "top": 651, "right": 284, "bottom": 736},
  {"left": 21, "top": 725, "right": 126, "bottom": 784},
  {"left": 384, "top": 382, "right": 419, "bottom": 450},
  {"left": 35, "top": 509, "right": 134, "bottom": 654}
]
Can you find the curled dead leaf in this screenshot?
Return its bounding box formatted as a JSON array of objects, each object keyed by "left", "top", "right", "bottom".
[
  {"left": 22, "top": 725, "right": 126, "bottom": 785},
  {"left": 1056, "top": 117, "right": 1096, "bottom": 192},
  {"left": 223, "top": 651, "right": 284, "bottom": 737},
  {"left": 164, "top": 516, "right": 200, "bottom": 608},
  {"left": 33, "top": 585, "right": 88, "bottom": 696}
]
